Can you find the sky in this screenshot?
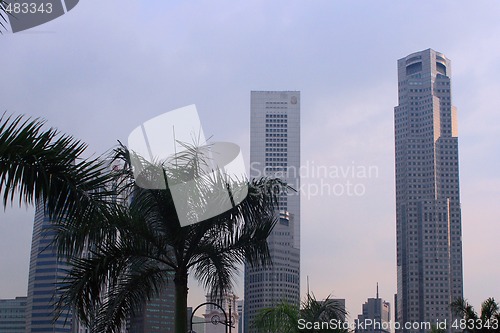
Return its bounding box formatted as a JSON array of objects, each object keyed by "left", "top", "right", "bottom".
[{"left": 1, "top": 0, "right": 500, "bottom": 321}]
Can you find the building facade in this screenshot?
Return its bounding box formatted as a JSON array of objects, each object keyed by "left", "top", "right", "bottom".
[
  {"left": 331, "top": 298, "right": 346, "bottom": 322},
  {"left": 394, "top": 49, "right": 463, "bottom": 331},
  {"left": 244, "top": 91, "right": 301, "bottom": 333},
  {"left": 25, "top": 204, "right": 74, "bottom": 333},
  {"left": 203, "top": 293, "right": 238, "bottom": 333},
  {"left": 0, "top": 297, "right": 27, "bottom": 333},
  {"left": 128, "top": 282, "right": 175, "bottom": 333},
  {"left": 355, "top": 287, "right": 390, "bottom": 333},
  {"left": 236, "top": 300, "right": 243, "bottom": 333}
]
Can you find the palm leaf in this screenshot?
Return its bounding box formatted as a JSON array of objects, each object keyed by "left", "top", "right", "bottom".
[
  {"left": 252, "top": 301, "right": 300, "bottom": 333},
  {"left": 480, "top": 297, "right": 499, "bottom": 322},
  {"left": 0, "top": 113, "right": 117, "bottom": 256},
  {"left": 0, "top": 0, "right": 10, "bottom": 33},
  {"left": 451, "top": 297, "right": 478, "bottom": 321}
]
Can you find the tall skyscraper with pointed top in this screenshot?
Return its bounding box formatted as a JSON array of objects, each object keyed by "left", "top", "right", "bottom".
[
  {"left": 244, "top": 91, "right": 301, "bottom": 333},
  {"left": 394, "top": 49, "right": 464, "bottom": 331}
]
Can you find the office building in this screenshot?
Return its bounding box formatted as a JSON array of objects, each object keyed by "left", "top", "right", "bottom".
[
  {"left": 25, "top": 204, "right": 73, "bottom": 332},
  {"left": 128, "top": 282, "right": 175, "bottom": 333},
  {"left": 317, "top": 297, "right": 346, "bottom": 322},
  {"left": 0, "top": 296, "right": 26, "bottom": 333},
  {"left": 394, "top": 49, "right": 464, "bottom": 330},
  {"left": 355, "top": 286, "right": 390, "bottom": 333},
  {"left": 236, "top": 300, "right": 243, "bottom": 333},
  {"left": 244, "top": 91, "right": 301, "bottom": 333},
  {"left": 331, "top": 298, "right": 346, "bottom": 322}
]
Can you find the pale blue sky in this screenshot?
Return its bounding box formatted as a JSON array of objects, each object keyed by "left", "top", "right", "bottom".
[{"left": 1, "top": 0, "right": 500, "bottom": 320}]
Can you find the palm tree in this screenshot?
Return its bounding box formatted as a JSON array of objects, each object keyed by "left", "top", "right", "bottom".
[
  {"left": 0, "top": 113, "right": 113, "bottom": 229},
  {"left": 253, "top": 301, "right": 300, "bottom": 333},
  {"left": 0, "top": 0, "right": 8, "bottom": 32},
  {"left": 451, "top": 297, "right": 500, "bottom": 333},
  {"left": 56, "top": 144, "right": 287, "bottom": 333},
  {"left": 253, "top": 293, "right": 347, "bottom": 333},
  {"left": 302, "top": 293, "right": 346, "bottom": 321}
]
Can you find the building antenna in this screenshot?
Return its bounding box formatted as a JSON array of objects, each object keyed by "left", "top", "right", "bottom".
[{"left": 376, "top": 282, "right": 379, "bottom": 299}]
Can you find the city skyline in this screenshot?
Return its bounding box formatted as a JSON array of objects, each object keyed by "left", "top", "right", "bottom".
[{"left": 1, "top": 0, "right": 500, "bottom": 321}]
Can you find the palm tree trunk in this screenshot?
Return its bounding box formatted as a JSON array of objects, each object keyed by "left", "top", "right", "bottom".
[{"left": 174, "top": 268, "right": 189, "bottom": 333}]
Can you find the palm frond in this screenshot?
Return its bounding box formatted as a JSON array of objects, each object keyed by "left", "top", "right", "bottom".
[
  {"left": 301, "top": 293, "right": 347, "bottom": 324},
  {"left": 0, "top": 113, "right": 115, "bottom": 256},
  {"left": 451, "top": 297, "right": 478, "bottom": 321},
  {"left": 0, "top": 0, "right": 10, "bottom": 33},
  {"left": 480, "top": 297, "right": 499, "bottom": 321},
  {"left": 57, "top": 226, "right": 174, "bottom": 333},
  {"left": 252, "top": 301, "right": 300, "bottom": 333}
]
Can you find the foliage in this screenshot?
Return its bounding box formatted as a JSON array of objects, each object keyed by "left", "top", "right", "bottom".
[
  {"left": 252, "top": 293, "right": 347, "bottom": 333},
  {"left": 451, "top": 297, "right": 500, "bottom": 333},
  {"left": 56, "top": 143, "right": 287, "bottom": 333},
  {"left": 253, "top": 301, "right": 300, "bottom": 333},
  {"left": 1, "top": 113, "right": 288, "bottom": 333},
  {"left": 0, "top": 113, "right": 114, "bottom": 236},
  {"left": 0, "top": 0, "right": 8, "bottom": 32}
]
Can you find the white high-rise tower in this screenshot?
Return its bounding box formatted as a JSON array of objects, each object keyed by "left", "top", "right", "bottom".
[{"left": 244, "top": 91, "right": 300, "bottom": 333}]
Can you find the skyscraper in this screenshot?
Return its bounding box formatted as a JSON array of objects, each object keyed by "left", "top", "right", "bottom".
[
  {"left": 355, "top": 286, "right": 390, "bottom": 333},
  {"left": 394, "top": 49, "right": 463, "bottom": 330},
  {"left": 25, "top": 204, "right": 73, "bottom": 333},
  {"left": 244, "top": 91, "right": 301, "bottom": 333}
]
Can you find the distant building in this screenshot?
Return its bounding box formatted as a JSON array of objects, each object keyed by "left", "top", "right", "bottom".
[
  {"left": 332, "top": 298, "right": 346, "bottom": 322},
  {"left": 0, "top": 296, "right": 26, "bottom": 333},
  {"left": 128, "top": 280, "right": 175, "bottom": 333},
  {"left": 244, "top": 91, "right": 301, "bottom": 333},
  {"left": 25, "top": 204, "right": 73, "bottom": 333},
  {"left": 355, "top": 286, "right": 390, "bottom": 333},
  {"left": 236, "top": 300, "right": 243, "bottom": 333},
  {"left": 317, "top": 297, "right": 346, "bottom": 322},
  {"left": 188, "top": 307, "right": 206, "bottom": 333},
  {"left": 203, "top": 293, "right": 239, "bottom": 333}
]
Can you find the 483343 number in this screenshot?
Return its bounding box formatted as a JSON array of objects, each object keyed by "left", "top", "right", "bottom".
[
  {"left": 5, "top": 2, "right": 53, "bottom": 14},
  {"left": 452, "top": 318, "right": 499, "bottom": 330}
]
